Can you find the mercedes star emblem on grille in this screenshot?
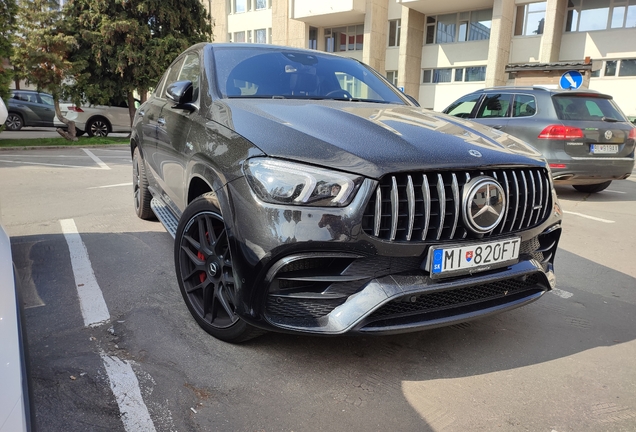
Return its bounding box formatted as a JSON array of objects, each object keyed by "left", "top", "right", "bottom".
[
  {"left": 462, "top": 176, "right": 506, "bottom": 234},
  {"left": 469, "top": 149, "right": 482, "bottom": 157}
]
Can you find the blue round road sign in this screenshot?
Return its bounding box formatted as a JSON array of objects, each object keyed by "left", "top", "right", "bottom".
[{"left": 560, "top": 70, "right": 583, "bottom": 90}]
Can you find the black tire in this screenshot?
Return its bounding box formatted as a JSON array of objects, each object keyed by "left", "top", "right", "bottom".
[
  {"left": 572, "top": 181, "right": 612, "bottom": 193},
  {"left": 132, "top": 147, "right": 154, "bottom": 220},
  {"left": 5, "top": 113, "right": 23, "bottom": 131},
  {"left": 174, "top": 193, "right": 264, "bottom": 343},
  {"left": 86, "top": 117, "right": 110, "bottom": 137}
]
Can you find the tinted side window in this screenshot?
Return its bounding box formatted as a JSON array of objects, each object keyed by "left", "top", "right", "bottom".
[
  {"left": 163, "top": 57, "right": 186, "bottom": 98},
  {"left": 444, "top": 94, "right": 481, "bottom": 118},
  {"left": 553, "top": 96, "right": 625, "bottom": 121},
  {"left": 177, "top": 53, "right": 200, "bottom": 101},
  {"left": 476, "top": 93, "right": 512, "bottom": 118},
  {"left": 512, "top": 94, "right": 536, "bottom": 117}
]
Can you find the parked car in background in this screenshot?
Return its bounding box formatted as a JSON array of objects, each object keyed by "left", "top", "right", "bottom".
[
  {"left": 443, "top": 87, "right": 636, "bottom": 193},
  {"left": 61, "top": 99, "right": 138, "bottom": 137},
  {"left": 0, "top": 202, "right": 34, "bottom": 432},
  {"left": 132, "top": 43, "right": 563, "bottom": 343},
  {"left": 4, "top": 90, "right": 64, "bottom": 131},
  {"left": 0, "top": 97, "right": 7, "bottom": 125}
]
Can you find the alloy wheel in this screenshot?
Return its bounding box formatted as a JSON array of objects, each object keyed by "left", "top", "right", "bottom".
[
  {"left": 6, "top": 114, "right": 22, "bottom": 131},
  {"left": 90, "top": 120, "right": 109, "bottom": 137},
  {"left": 133, "top": 158, "right": 141, "bottom": 211},
  {"left": 177, "top": 211, "right": 239, "bottom": 329}
]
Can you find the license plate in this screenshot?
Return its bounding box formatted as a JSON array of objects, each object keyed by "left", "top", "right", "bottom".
[
  {"left": 591, "top": 144, "right": 618, "bottom": 154},
  {"left": 426, "top": 237, "right": 521, "bottom": 279}
]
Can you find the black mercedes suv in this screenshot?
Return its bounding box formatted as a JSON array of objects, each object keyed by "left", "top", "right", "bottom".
[{"left": 131, "top": 44, "right": 563, "bottom": 342}]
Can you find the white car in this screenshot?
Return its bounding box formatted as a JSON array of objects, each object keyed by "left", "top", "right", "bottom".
[
  {"left": 0, "top": 204, "right": 33, "bottom": 432},
  {"left": 61, "top": 100, "right": 138, "bottom": 137},
  {"left": 0, "top": 97, "right": 8, "bottom": 124}
]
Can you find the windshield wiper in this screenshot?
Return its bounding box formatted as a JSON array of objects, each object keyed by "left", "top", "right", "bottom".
[{"left": 601, "top": 116, "right": 620, "bottom": 123}]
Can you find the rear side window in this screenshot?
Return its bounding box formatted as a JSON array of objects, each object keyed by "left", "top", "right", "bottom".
[
  {"left": 512, "top": 94, "right": 536, "bottom": 117},
  {"left": 476, "top": 93, "right": 512, "bottom": 118},
  {"left": 553, "top": 96, "right": 626, "bottom": 121},
  {"left": 444, "top": 94, "right": 481, "bottom": 118}
]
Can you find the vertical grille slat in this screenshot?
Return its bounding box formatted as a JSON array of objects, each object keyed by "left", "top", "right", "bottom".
[
  {"left": 436, "top": 174, "right": 445, "bottom": 241},
  {"left": 406, "top": 175, "right": 415, "bottom": 241},
  {"left": 373, "top": 186, "right": 382, "bottom": 237},
  {"left": 363, "top": 168, "right": 552, "bottom": 243},
  {"left": 422, "top": 174, "right": 431, "bottom": 241},
  {"left": 390, "top": 176, "right": 398, "bottom": 241}
]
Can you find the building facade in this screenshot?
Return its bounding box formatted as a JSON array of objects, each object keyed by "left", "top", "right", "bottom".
[{"left": 205, "top": 0, "right": 636, "bottom": 117}]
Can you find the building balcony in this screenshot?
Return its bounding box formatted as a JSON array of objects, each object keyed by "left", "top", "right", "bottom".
[
  {"left": 397, "top": 0, "right": 492, "bottom": 16},
  {"left": 291, "top": 0, "right": 366, "bottom": 27}
]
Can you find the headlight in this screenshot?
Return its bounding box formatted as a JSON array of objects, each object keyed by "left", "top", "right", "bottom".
[{"left": 244, "top": 158, "right": 363, "bottom": 207}]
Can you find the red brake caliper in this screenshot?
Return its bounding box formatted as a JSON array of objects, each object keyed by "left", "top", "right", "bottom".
[{"left": 198, "top": 231, "right": 210, "bottom": 283}]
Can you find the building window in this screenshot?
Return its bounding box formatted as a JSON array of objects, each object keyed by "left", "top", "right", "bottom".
[
  {"left": 269, "top": 28, "right": 272, "bottom": 44},
  {"left": 234, "top": 0, "right": 246, "bottom": 14},
  {"left": 387, "top": 71, "right": 398, "bottom": 86},
  {"left": 619, "top": 58, "right": 636, "bottom": 76},
  {"left": 465, "top": 66, "right": 487, "bottom": 81},
  {"left": 255, "top": 28, "right": 267, "bottom": 44},
  {"left": 247, "top": 30, "right": 252, "bottom": 43},
  {"left": 309, "top": 27, "right": 318, "bottom": 50},
  {"left": 566, "top": 0, "right": 636, "bottom": 32},
  {"left": 514, "top": 2, "right": 547, "bottom": 36},
  {"left": 425, "top": 9, "right": 492, "bottom": 44},
  {"left": 324, "top": 25, "right": 364, "bottom": 52},
  {"left": 423, "top": 67, "right": 485, "bottom": 83},
  {"left": 388, "top": 19, "right": 401, "bottom": 47},
  {"left": 605, "top": 60, "right": 618, "bottom": 76},
  {"left": 234, "top": 31, "right": 246, "bottom": 43},
  {"left": 255, "top": 0, "right": 266, "bottom": 10}
]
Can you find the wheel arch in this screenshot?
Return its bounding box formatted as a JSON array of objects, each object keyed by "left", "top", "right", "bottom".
[{"left": 87, "top": 115, "right": 112, "bottom": 131}]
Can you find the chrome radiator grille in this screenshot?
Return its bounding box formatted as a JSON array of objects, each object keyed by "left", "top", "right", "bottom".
[{"left": 361, "top": 168, "right": 552, "bottom": 242}]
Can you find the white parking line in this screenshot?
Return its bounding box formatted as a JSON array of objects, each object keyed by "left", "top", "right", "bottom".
[
  {"left": 551, "top": 288, "right": 574, "bottom": 299},
  {"left": 0, "top": 159, "right": 99, "bottom": 169},
  {"left": 87, "top": 182, "right": 133, "bottom": 190},
  {"left": 60, "top": 218, "right": 157, "bottom": 431},
  {"left": 604, "top": 190, "right": 626, "bottom": 194},
  {"left": 83, "top": 148, "right": 110, "bottom": 170},
  {"left": 102, "top": 354, "right": 157, "bottom": 432},
  {"left": 562, "top": 210, "right": 615, "bottom": 224},
  {"left": 60, "top": 219, "right": 110, "bottom": 327}
]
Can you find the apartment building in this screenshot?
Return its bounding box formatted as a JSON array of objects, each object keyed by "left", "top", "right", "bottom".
[{"left": 207, "top": 0, "right": 636, "bottom": 117}]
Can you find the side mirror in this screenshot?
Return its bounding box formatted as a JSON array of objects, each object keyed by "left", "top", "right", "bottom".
[{"left": 166, "top": 81, "right": 196, "bottom": 111}]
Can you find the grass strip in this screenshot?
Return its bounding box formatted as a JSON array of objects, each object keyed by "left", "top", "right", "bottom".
[{"left": 0, "top": 136, "right": 129, "bottom": 148}]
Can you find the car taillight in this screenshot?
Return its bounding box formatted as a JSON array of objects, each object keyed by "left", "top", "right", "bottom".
[
  {"left": 549, "top": 163, "right": 567, "bottom": 169},
  {"left": 68, "top": 106, "right": 84, "bottom": 112},
  {"left": 629, "top": 127, "right": 636, "bottom": 141},
  {"left": 538, "top": 125, "right": 584, "bottom": 140}
]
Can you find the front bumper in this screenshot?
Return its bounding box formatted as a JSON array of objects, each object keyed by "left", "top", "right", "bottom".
[{"left": 223, "top": 174, "right": 563, "bottom": 336}]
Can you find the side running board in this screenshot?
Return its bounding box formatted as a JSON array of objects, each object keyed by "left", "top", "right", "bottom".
[{"left": 150, "top": 197, "right": 179, "bottom": 239}]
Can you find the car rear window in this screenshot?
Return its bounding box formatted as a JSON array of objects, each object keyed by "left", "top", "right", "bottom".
[{"left": 552, "top": 95, "right": 626, "bottom": 121}]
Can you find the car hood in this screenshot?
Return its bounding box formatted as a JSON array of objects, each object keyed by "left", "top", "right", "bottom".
[{"left": 212, "top": 99, "right": 545, "bottom": 179}]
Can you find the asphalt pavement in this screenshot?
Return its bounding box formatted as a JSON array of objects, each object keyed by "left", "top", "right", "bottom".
[{"left": 0, "top": 147, "right": 635, "bottom": 431}]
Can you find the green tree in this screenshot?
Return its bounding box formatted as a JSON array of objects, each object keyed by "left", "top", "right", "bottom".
[
  {"left": 0, "top": 0, "right": 18, "bottom": 102},
  {"left": 11, "top": 0, "right": 78, "bottom": 140},
  {"left": 64, "top": 0, "right": 212, "bottom": 125}
]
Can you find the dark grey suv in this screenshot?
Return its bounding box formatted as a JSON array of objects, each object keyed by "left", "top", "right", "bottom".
[
  {"left": 443, "top": 87, "right": 636, "bottom": 193},
  {"left": 132, "top": 44, "right": 562, "bottom": 342},
  {"left": 5, "top": 90, "right": 61, "bottom": 131}
]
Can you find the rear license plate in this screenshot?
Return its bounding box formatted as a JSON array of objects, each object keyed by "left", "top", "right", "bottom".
[
  {"left": 591, "top": 144, "right": 618, "bottom": 154},
  {"left": 426, "top": 237, "right": 521, "bottom": 279}
]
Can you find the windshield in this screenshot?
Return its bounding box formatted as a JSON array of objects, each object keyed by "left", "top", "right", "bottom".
[
  {"left": 212, "top": 46, "right": 406, "bottom": 104},
  {"left": 552, "top": 95, "right": 627, "bottom": 122}
]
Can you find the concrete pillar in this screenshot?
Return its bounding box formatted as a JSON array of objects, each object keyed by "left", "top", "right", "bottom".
[
  {"left": 362, "top": 0, "right": 389, "bottom": 75},
  {"left": 539, "top": 0, "right": 567, "bottom": 63},
  {"left": 397, "top": 6, "right": 424, "bottom": 99},
  {"left": 272, "top": 0, "right": 308, "bottom": 48},
  {"left": 485, "top": 0, "right": 515, "bottom": 87},
  {"left": 210, "top": 0, "right": 228, "bottom": 42}
]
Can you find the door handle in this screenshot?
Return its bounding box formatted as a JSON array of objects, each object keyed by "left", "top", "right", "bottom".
[
  {"left": 138, "top": 110, "right": 145, "bottom": 117},
  {"left": 157, "top": 117, "right": 166, "bottom": 126},
  {"left": 492, "top": 125, "right": 503, "bottom": 130}
]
